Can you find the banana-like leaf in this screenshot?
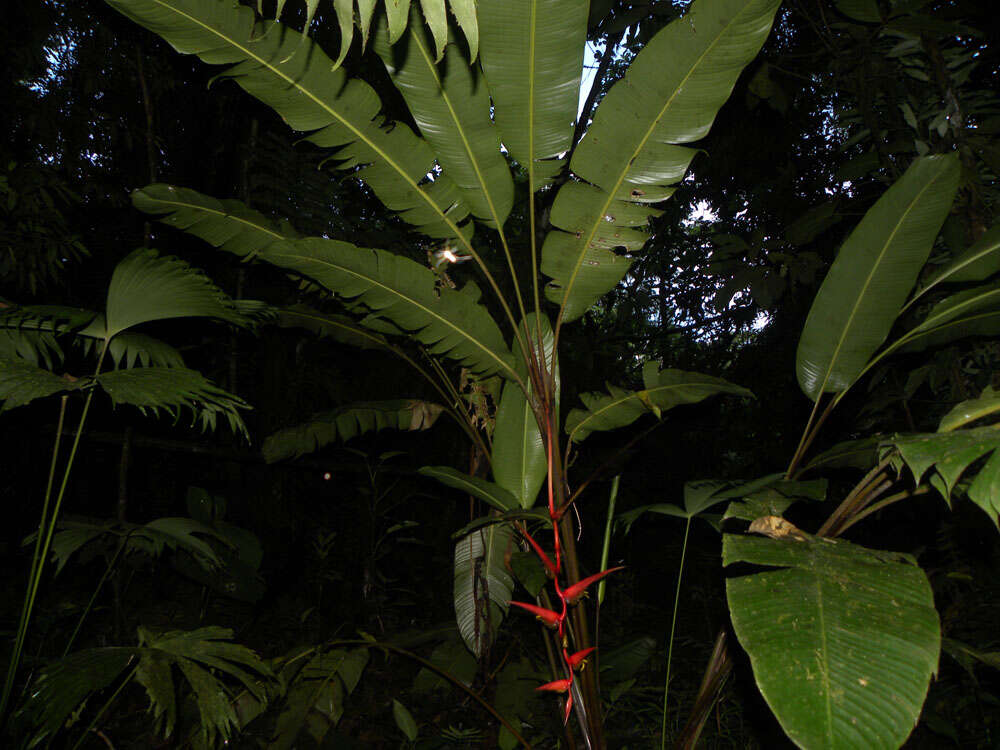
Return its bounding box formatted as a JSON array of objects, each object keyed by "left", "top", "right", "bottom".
[
  {"left": 259, "top": 238, "right": 516, "bottom": 378},
  {"left": 899, "top": 282, "right": 1000, "bottom": 345},
  {"left": 912, "top": 223, "right": 1000, "bottom": 300},
  {"left": 375, "top": 8, "right": 512, "bottom": 229},
  {"left": 492, "top": 314, "right": 557, "bottom": 508},
  {"left": 0, "top": 357, "right": 88, "bottom": 412},
  {"left": 883, "top": 427, "right": 1000, "bottom": 526},
  {"left": 796, "top": 154, "right": 961, "bottom": 400},
  {"left": 799, "top": 437, "right": 880, "bottom": 474},
  {"left": 565, "top": 363, "right": 752, "bottom": 443},
  {"left": 420, "top": 466, "right": 521, "bottom": 511},
  {"left": 454, "top": 523, "right": 514, "bottom": 657},
  {"left": 95, "top": 367, "right": 250, "bottom": 439},
  {"left": 725, "top": 533, "right": 939, "bottom": 749},
  {"left": 264, "top": 400, "right": 445, "bottom": 462},
  {"left": 478, "top": 0, "right": 588, "bottom": 190},
  {"left": 895, "top": 309, "right": 1000, "bottom": 354},
  {"left": 939, "top": 385, "right": 1000, "bottom": 432},
  {"left": 105, "top": 0, "right": 472, "bottom": 239},
  {"left": 105, "top": 248, "right": 247, "bottom": 338},
  {"left": 276, "top": 304, "right": 397, "bottom": 350},
  {"left": 132, "top": 183, "right": 298, "bottom": 258},
  {"left": 542, "top": 0, "right": 782, "bottom": 322}
]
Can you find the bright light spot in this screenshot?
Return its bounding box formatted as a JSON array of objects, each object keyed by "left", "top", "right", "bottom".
[
  {"left": 323, "top": 472, "right": 332, "bottom": 481},
  {"left": 441, "top": 249, "right": 459, "bottom": 263}
]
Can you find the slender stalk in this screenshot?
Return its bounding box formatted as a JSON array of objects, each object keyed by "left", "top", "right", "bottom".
[
  {"left": 837, "top": 485, "right": 931, "bottom": 535},
  {"left": 69, "top": 663, "right": 139, "bottom": 750},
  {"left": 63, "top": 535, "right": 130, "bottom": 657},
  {"left": 786, "top": 394, "right": 837, "bottom": 478},
  {"left": 597, "top": 476, "right": 620, "bottom": 606},
  {"left": 661, "top": 517, "right": 692, "bottom": 750}
]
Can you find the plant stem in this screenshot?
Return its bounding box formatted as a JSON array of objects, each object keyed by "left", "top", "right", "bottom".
[
  {"left": 661, "top": 517, "right": 691, "bottom": 750},
  {"left": 70, "top": 662, "right": 139, "bottom": 750},
  {"left": 63, "top": 535, "right": 130, "bottom": 657},
  {"left": 597, "top": 476, "right": 620, "bottom": 606}
]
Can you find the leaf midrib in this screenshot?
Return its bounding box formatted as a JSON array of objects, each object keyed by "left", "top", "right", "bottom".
[{"left": 569, "top": 381, "right": 722, "bottom": 441}]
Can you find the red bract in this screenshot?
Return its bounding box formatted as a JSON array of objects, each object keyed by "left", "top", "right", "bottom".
[
  {"left": 561, "top": 566, "right": 625, "bottom": 605},
  {"left": 563, "top": 692, "right": 574, "bottom": 724},
  {"left": 509, "top": 600, "right": 561, "bottom": 629},
  {"left": 516, "top": 523, "right": 558, "bottom": 578},
  {"left": 535, "top": 678, "right": 572, "bottom": 693},
  {"left": 564, "top": 647, "right": 596, "bottom": 671}
]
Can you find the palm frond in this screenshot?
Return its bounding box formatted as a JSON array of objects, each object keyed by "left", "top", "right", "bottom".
[{"left": 0, "top": 357, "right": 87, "bottom": 412}]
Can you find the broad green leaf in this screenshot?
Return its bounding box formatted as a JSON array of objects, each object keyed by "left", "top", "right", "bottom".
[
  {"left": 796, "top": 154, "right": 960, "bottom": 400},
  {"left": 799, "top": 437, "right": 881, "bottom": 474},
  {"left": 104, "top": 0, "right": 472, "bottom": 240},
  {"left": 412, "top": 634, "right": 478, "bottom": 693},
  {"left": 883, "top": 428, "right": 1000, "bottom": 525},
  {"left": 912, "top": 224, "right": 1000, "bottom": 300},
  {"left": 492, "top": 314, "right": 556, "bottom": 508},
  {"left": 599, "top": 637, "right": 657, "bottom": 684},
  {"left": 895, "top": 309, "right": 1000, "bottom": 354},
  {"left": 419, "top": 466, "right": 521, "bottom": 512},
  {"left": 565, "top": 363, "right": 751, "bottom": 443},
  {"left": 900, "top": 282, "right": 1000, "bottom": 345},
  {"left": 276, "top": 305, "right": 398, "bottom": 350},
  {"left": 264, "top": 400, "right": 444, "bottom": 462},
  {"left": 835, "top": 0, "right": 882, "bottom": 22},
  {"left": 725, "top": 534, "right": 939, "bottom": 749},
  {"left": 375, "top": 8, "right": 512, "bottom": 229},
  {"left": 543, "top": 0, "right": 781, "bottom": 322},
  {"left": 939, "top": 386, "right": 1000, "bottom": 432},
  {"left": 259, "top": 238, "right": 516, "bottom": 378},
  {"left": 454, "top": 523, "right": 514, "bottom": 657},
  {"left": 478, "top": 0, "right": 588, "bottom": 190},
  {"left": 0, "top": 357, "right": 87, "bottom": 412},
  {"left": 95, "top": 367, "right": 250, "bottom": 439},
  {"left": 17, "top": 648, "right": 136, "bottom": 748},
  {"left": 392, "top": 699, "right": 419, "bottom": 741},
  {"left": 132, "top": 183, "right": 298, "bottom": 258},
  {"left": 105, "top": 248, "right": 246, "bottom": 338}
]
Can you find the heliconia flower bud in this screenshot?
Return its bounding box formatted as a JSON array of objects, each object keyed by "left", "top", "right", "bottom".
[
  {"left": 516, "top": 523, "right": 559, "bottom": 578},
  {"left": 563, "top": 692, "right": 574, "bottom": 724},
  {"left": 535, "top": 678, "right": 572, "bottom": 693},
  {"left": 561, "top": 566, "right": 625, "bottom": 605},
  {"left": 564, "top": 647, "right": 596, "bottom": 671},
  {"left": 509, "top": 600, "right": 561, "bottom": 629}
]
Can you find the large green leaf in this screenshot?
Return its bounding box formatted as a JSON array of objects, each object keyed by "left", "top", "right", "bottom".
[
  {"left": 132, "top": 183, "right": 298, "bottom": 258},
  {"left": 375, "top": 9, "right": 513, "bottom": 229},
  {"left": 105, "top": 248, "right": 247, "bottom": 338},
  {"left": 542, "top": 0, "right": 782, "bottom": 322},
  {"left": 454, "top": 523, "right": 514, "bottom": 657},
  {"left": 725, "top": 533, "right": 939, "bottom": 749},
  {"left": 883, "top": 427, "right": 1000, "bottom": 526},
  {"left": 105, "top": 0, "right": 472, "bottom": 240},
  {"left": 796, "top": 154, "right": 961, "bottom": 400},
  {"left": 565, "top": 363, "right": 751, "bottom": 443},
  {"left": 492, "top": 314, "right": 556, "bottom": 508},
  {"left": 263, "top": 400, "right": 445, "bottom": 462},
  {"left": 478, "top": 0, "right": 588, "bottom": 190},
  {"left": 95, "top": 367, "right": 250, "bottom": 439},
  {"left": 258, "top": 238, "right": 516, "bottom": 378},
  {"left": 0, "top": 357, "right": 87, "bottom": 412},
  {"left": 912, "top": 223, "right": 1000, "bottom": 299},
  {"left": 419, "top": 466, "right": 521, "bottom": 512}
]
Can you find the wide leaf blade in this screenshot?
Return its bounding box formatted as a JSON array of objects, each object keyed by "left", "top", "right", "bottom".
[
  {"left": 543, "top": 0, "right": 781, "bottom": 322},
  {"left": 375, "top": 9, "right": 513, "bottom": 229},
  {"left": 454, "top": 523, "right": 514, "bottom": 657},
  {"left": 796, "top": 154, "right": 960, "bottom": 400},
  {"left": 0, "top": 357, "right": 88, "bottom": 411},
  {"left": 420, "top": 466, "right": 521, "bottom": 512},
  {"left": 725, "top": 534, "right": 939, "bottom": 749},
  {"left": 478, "top": 0, "right": 588, "bottom": 190}
]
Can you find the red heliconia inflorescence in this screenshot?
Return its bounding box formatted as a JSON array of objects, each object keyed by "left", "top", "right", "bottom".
[{"left": 508, "top": 428, "right": 624, "bottom": 725}]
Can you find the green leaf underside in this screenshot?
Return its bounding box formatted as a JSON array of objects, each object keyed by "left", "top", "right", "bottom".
[
  {"left": 132, "top": 183, "right": 298, "bottom": 257},
  {"left": 454, "top": 523, "right": 514, "bottom": 657},
  {"left": 883, "top": 427, "right": 1000, "bottom": 526},
  {"left": 263, "top": 400, "right": 444, "bottom": 462},
  {"left": 939, "top": 386, "right": 1000, "bottom": 432},
  {"left": 0, "top": 357, "right": 87, "bottom": 411},
  {"left": 276, "top": 305, "right": 397, "bottom": 350},
  {"left": 95, "top": 367, "right": 250, "bottom": 439},
  {"left": 492, "top": 314, "right": 556, "bottom": 508},
  {"left": 106, "top": 0, "right": 472, "bottom": 240},
  {"left": 105, "top": 248, "right": 247, "bottom": 338},
  {"left": 916, "top": 223, "right": 1000, "bottom": 294},
  {"left": 566, "top": 363, "right": 751, "bottom": 442},
  {"left": 725, "top": 534, "right": 939, "bottom": 749},
  {"left": 478, "top": 0, "right": 588, "bottom": 191},
  {"left": 260, "top": 238, "right": 516, "bottom": 378},
  {"left": 543, "top": 0, "right": 782, "bottom": 322},
  {"left": 796, "top": 154, "right": 961, "bottom": 400},
  {"left": 375, "top": 8, "right": 513, "bottom": 229},
  {"left": 420, "top": 466, "right": 521, "bottom": 512}
]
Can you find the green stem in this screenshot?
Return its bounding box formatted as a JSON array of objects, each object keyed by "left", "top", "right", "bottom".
[
  {"left": 69, "top": 662, "right": 139, "bottom": 750},
  {"left": 597, "top": 476, "right": 620, "bottom": 606},
  {"left": 661, "top": 517, "right": 692, "bottom": 750},
  {"left": 63, "top": 534, "right": 130, "bottom": 657}
]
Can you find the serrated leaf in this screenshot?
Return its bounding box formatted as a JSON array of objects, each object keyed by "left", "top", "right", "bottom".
[
  {"left": 0, "top": 357, "right": 88, "bottom": 411},
  {"left": 725, "top": 534, "right": 939, "bottom": 750}
]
